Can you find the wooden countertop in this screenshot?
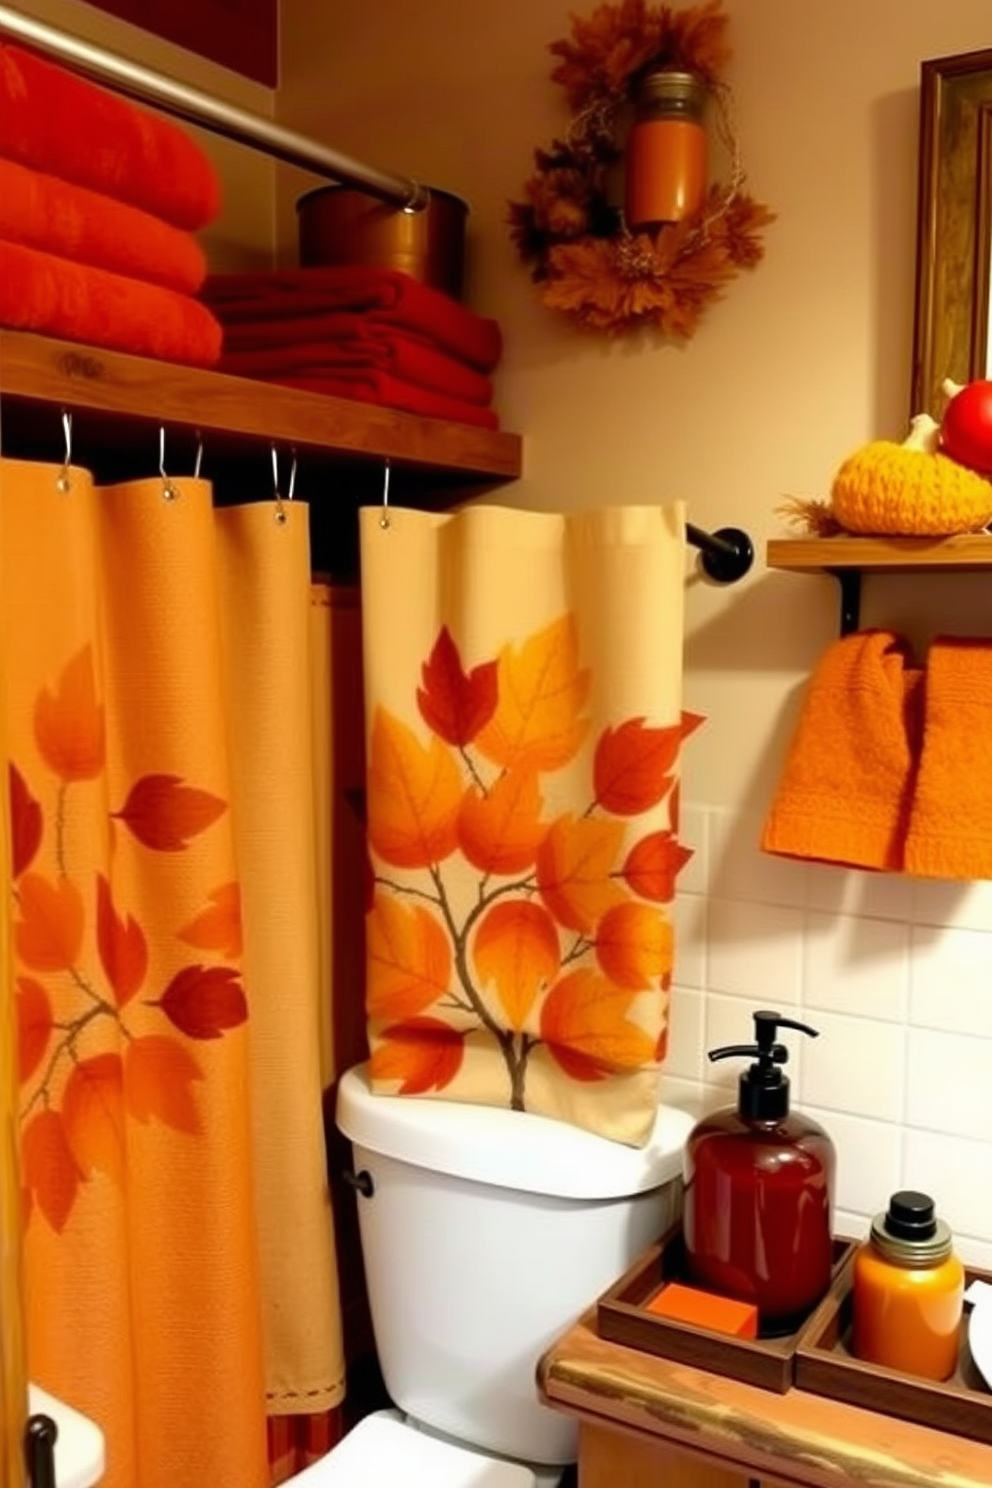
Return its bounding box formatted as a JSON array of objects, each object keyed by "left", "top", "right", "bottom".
[{"left": 538, "top": 1308, "right": 992, "bottom": 1488}]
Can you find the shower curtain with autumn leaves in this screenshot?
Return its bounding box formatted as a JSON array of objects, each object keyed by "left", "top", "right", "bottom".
[
  {"left": 0, "top": 456, "right": 344, "bottom": 1488},
  {"left": 359, "top": 502, "right": 697, "bottom": 1146}
]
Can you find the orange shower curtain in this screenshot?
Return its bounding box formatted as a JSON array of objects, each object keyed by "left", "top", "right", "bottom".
[
  {"left": 0, "top": 671, "right": 26, "bottom": 1487},
  {"left": 0, "top": 457, "right": 344, "bottom": 1488}
]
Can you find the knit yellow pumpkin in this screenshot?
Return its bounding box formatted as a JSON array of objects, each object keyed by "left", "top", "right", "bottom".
[{"left": 830, "top": 415, "right": 992, "bottom": 536}]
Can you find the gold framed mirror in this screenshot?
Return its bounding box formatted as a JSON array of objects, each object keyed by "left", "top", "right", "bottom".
[{"left": 911, "top": 47, "right": 992, "bottom": 421}]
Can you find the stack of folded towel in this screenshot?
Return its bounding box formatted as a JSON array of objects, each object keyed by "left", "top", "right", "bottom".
[
  {"left": 0, "top": 42, "right": 223, "bottom": 366},
  {"left": 202, "top": 266, "right": 503, "bottom": 428},
  {"left": 761, "top": 630, "right": 992, "bottom": 880}
]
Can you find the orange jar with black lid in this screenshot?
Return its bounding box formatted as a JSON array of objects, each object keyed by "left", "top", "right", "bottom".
[{"left": 851, "top": 1190, "right": 964, "bottom": 1381}]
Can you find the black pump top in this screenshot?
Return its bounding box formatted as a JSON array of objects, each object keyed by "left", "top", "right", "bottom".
[
  {"left": 707, "top": 1009, "right": 820, "bottom": 1121},
  {"left": 883, "top": 1191, "right": 938, "bottom": 1242}
]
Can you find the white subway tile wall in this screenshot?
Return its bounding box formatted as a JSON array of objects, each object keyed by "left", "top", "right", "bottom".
[
  {"left": 663, "top": 805, "right": 992, "bottom": 1268},
  {"left": 707, "top": 898, "right": 805, "bottom": 1005}
]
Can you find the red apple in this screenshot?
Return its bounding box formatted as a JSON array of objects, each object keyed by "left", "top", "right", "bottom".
[{"left": 939, "top": 378, "right": 992, "bottom": 472}]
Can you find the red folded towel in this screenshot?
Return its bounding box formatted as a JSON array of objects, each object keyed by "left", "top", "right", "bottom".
[
  {"left": 0, "top": 42, "right": 221, "bottom": 231},
  {"left": 0, "top": 239, "right": 222, "bottom": 367},
  {"left": 219, "top": 331, "right": 493, "bottom": 406},
  {"left": 0, "top": 158, "right": 207, "bottom": 294},
  {"left": 272, "top": 371, "right": 500, "bottom": 428},
  {"left": 203, "top": 267, "right": 503, "bottom": 372}
]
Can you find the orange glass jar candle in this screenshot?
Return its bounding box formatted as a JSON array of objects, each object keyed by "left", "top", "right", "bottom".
[
  {"left": 851, "top": 1191, "right": 964, "bottom": 1381},
  {"left": 624, "top": 68, "right": 708, "bottom": 229}
]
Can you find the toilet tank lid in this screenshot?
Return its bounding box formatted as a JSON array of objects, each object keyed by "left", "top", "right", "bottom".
[{"left": 336, "top": 1065, "right": 692, "bottom": 1200}]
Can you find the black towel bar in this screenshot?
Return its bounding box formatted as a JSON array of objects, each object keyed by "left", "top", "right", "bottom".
[{"left": 686, "top": 523, "right": 754, "bottom": 584}]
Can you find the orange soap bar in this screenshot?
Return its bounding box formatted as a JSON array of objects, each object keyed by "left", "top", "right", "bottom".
[{"left": 645, "top": 1281, "right": 759, "bottom": 1338}]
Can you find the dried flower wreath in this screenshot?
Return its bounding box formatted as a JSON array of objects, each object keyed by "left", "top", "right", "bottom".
[{"left": 508, "top": 0, "right": 775, "bottom": 338}]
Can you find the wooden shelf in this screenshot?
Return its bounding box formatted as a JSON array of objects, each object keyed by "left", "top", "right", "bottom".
[
  {"left": 767, "top": 533, "right": 992, "bottom": 574},
  {"left": 0, "top": 329, "right": 523, "bottom": 484},
  {"left": 766, "top": 533, "right": 992, "bottom": 634}
]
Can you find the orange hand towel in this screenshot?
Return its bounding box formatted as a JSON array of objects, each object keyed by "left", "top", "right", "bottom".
[
  {"left": 0, "top": 240, "right": 222, "bottom": 367},
  {"left": 904, "top": 636, "right": 992, "bottom": 880},
  {"left": 0, "top": 158, "right": 207, "bottom": 294},
  {"left": 761, "top": 629, "right": 923, "bottom": 872},
  {"left": 0, "top": 42, "right": 221, "bottom": 231}
]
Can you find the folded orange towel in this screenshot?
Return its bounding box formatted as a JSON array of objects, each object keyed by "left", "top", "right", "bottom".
[
  {"left": 0, "top": 159, "right": 207, "bottom": 294},
  {"left": 0, "top": 42, "right": 221, "bottom": 231},
  {"left": 272, "top": 371, "right": 499, "bottom": 428},
  {"left": 203, "top": 267, "right": 503, "bottom": 372},
  {"left": 903, "top": 636, "right": 992, "bottom": 880},
  {"left": 761, "top": 630, "right": 923, "bottom": 872},
  {"left": 219, "top": 332, "right": 494, "bottom": 406},
  {"left": 0, "top": 240, "right": 222, "bottom": 367}
]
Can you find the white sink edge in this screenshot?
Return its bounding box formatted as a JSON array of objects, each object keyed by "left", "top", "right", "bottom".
[{"left": 27, "top": 1384, "right": 105, "bottom": 1488}]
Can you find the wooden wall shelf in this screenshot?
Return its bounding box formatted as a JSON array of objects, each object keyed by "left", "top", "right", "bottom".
[
  {"left": 0, "top": 329, "right": 523, "bottom": 485},
  {"left": 0, "top": 329, "right": 523, "bottom": 577},
  {"left": 767, "top": 533, "right": 992, "bottom": 574},
  {"left": 766, "top": 534, "right": 992, "bottom": 634}
]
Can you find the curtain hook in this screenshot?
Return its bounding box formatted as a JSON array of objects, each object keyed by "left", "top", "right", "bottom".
[
  {"left": 56, "top": 408, "right": 72, "bottom": 493},
  {"left": 379, "top": 458, "right": 391, "bottom": 529},
  {"left": 271, "top": 442, "right": 286, "bottom": 524},
  {"left": 158, "top": 426, "right": 178, "bottom": 501}
]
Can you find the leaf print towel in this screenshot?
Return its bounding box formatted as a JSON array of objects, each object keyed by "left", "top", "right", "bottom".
[{"left": 359, "top": 502, "right": 697, "bottom": 1147}]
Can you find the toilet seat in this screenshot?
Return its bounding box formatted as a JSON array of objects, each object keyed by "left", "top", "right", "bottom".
[{"left": 288, "top": 1410, "right": 539, "bottom": 1486}]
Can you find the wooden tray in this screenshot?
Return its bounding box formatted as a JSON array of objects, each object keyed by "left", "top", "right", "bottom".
[
  {"left": 795, "top": 1259, "right": 992, "bottom": 1444},
  {"left": 596, "top": 1221, "right": 856, "bottom": 1393}
]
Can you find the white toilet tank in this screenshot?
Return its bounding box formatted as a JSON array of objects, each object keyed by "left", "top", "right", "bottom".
[{"left": 336, "top": 1066, "right": 691, "bottom": 1468}]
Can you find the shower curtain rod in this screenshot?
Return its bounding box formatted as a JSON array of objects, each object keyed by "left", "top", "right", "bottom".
[{"left": 0, "top": 1, "right": 428, "bottom": 209}]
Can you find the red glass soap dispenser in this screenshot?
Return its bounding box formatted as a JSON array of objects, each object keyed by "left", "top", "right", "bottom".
[{"left": 682, "top": 1010, "right": 836, "bottom": 1336}]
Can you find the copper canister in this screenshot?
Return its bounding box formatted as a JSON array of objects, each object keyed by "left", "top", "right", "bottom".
[{"left": 296, "top": 184, "right": 468, "bottom": 300}]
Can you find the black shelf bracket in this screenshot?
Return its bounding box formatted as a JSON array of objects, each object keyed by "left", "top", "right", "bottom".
[
  {"left": 686, "top": 523, "right": 754, "bottom": 584},
  {"left": 828, "top": 568, "right": 862, "bottom": 636}
]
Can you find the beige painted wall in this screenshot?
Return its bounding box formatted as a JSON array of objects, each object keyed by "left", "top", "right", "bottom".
[
  {"left": 6, "top": 0, "right": 278, "bottom": 268},
  {"left": 13, "top": 0, "right": 990, "bottom": 810},
  {"left": 275, "top": 0, "right": 992, "bottom": 813},
  {"left": 6, "top": 0, "right": 992, "bottom": 1271},
  {"left": 273, "top": 4, "right": 992, "bottom": 1268}
]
